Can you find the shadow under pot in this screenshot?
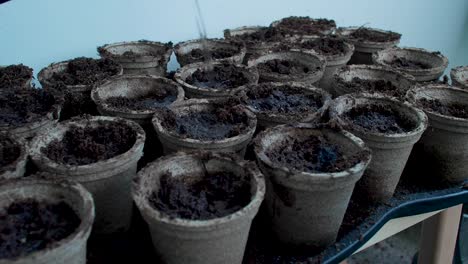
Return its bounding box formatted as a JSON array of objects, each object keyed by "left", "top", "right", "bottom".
[
  {"left": 133, "top": 152, "right": 265, "bottom": 264},
  {"left": 234, "top": 82, "right": 331, "bottom": 130},
  {"left": 0, "top": 133, "right": 27, "bottom": 181},
  {"left": 38, "top": 57, "right": 123, "bottom": 121},
  {"left": 270, "top": 16, "right": 336, "bottom": 37},
  {"left": 0, "top": 88, "right": 61, "bottom": 140},
  {"left": 451, "top": 66, "right": 468, "bottom": 89},
  {"left": 0, "top": 64, "right": 33, "bottom": 89},
  {"left": 174, "top": 61, "right": 258, "bottom": 98},
  {"left": 0, "top": 179, "right": 94, "bottom": 264},
  {"left": 29, "top": 116, "right": 145, "bottom": 234},
  {"left": 253, "top": 124, "right": 371, "bottom": 249},
  {"left": 406, "top": 84, "right": 468, "bottom": 183},
  {"left": 333, "top": 64, "right": 415, "bottom": 99},
  {"left": 98, "top": 40, "right": 173, "bottom": 76},
  {"left": 336, "top": 27, "right": 401, "bottom": 65},
  {"left": 373, "top": 47, "right": 448, "bottom": 82},
  {"left": 329, "top": 93, "right": 428, "bottom": 201},
  {"left": 152, "top": 99, "right": 257, "bottom": 157},
  {"left": 174, "top": 38, "right": 246, "bottom": 67},
  {"left": 247, "top": 50, "right": 325, "bottom": 84}
]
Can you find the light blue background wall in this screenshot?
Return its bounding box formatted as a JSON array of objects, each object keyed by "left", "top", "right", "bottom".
[{"left": 1, "top": 0, "right": 467, "bottom": 82}]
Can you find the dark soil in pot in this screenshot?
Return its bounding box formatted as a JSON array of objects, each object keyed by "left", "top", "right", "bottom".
[
  {"left": 416, "top": 98, "right": 468, "bottom": 119},
  {"left": 388, "top": 57, "right": 432, "bottom": 70},
  {"left": 348, "top": 27, "right": 401, "bottom": 42},
  {"left": 0, "top": 134, "right": 21, "bottom": 170},
  {"left": 0, "top": 88, "right": 57, "bottom": 126},
  {"left": 190, "top": 47, "right": 239, "bottom": 61},
  {"left": 43, "top": 121, "right": 137, "bottom": 166},
  {"left": 273, "top": 17, "right": 336, "bottom": 36},
  {"left": 104, "top": 89, "right": 177, "bottom": 111},
  {"left": 149, "top": 170, "right": 251, "bottom": 220},
  {"left": 185, "top": 63, "right": 251, "bottom": 89},
  {"left": 0, "top": 198, "right": 80, "bottom": 259},
  {"left": 337, "top": 77, "right": 406, "bottom": 98},
  {"left": 0, "top": 64, "right": 33, "bottom": 89},
  {"left": 257, "top": 59, "right": 315, "bottom": 76},
  {"left": 228, "top": 27, "right": 285, "bottom": 43},
  {"left": 297, "top": 37, "right": 348, "bottom": 55}
]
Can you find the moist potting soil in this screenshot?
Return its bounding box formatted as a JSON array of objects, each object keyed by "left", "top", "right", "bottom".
[
  {"left": 0, "top": 65, "right": 33, "bottom": 89},
  {"left": 339, "top": 77, "right": 406, "bottom": 98},
  {"left": 149, "top": 170, "right": 251, "bottom": 220},
  {"left": 105, "top": 89, "right": 177, "bottom": 111},
  {"left": 0, "top": 199, "right": 80, "bottom": 259},
  {"left": 190, "top": 47, "right": 239, "bottom": 60},
  {"left": 298, "top": 37, "right": 347, "bottom": 55},
  {"left": 230, "top": 27, "right": 285, "bottom": 43},
  {"left": 0, "top": 135, "right": 20, "bottom": 169},
  {"left": 417, "top": 98, "right": 468, "bottom": 119},
  {"left": 349, "top": 28, "right": 400, "bottom": 42},
  {"left": 257, "top": 59, "right": 313, "bottom": 75},
  {"left": 185, "top": 62, "right": 250, "bottom": 89},
  {"left": 274, "top": 17, "right": 336, "bottom": 35},
  {"left": 388, "top": 57, "right": 431, "bottom": 70}
]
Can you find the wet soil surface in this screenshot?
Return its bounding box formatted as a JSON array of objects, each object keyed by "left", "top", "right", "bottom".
[
  {"left": 228, "top": 27, "right": 285, "bottom": 43},
  {"left": 389, "top": 57, "right": 432, "bottom": 70},
  {"left": 266, "top": 134, "right": 365, "bottom": 173},
  {"left": 43, "top": 121, "right": 136, "bottom": 165},
  {"left": 417, "top": 98, "right": 468, "bottom": 119},
  {"left": 344, "top": 104, "right": 416, "bottom": 133},
  {"left": 47, "top": 57, "right": 121, "bottom": 86},
  {"left": 190, "top": 47, "right": 239, "bottom": 61},
  {"left": 298, "top": 37, "right": 347, "bottom": 55},
  {"left": 238, "top": 84, "right": 323, "bottom": 114},
  {"left": 0, "top": 65, "right": 33, "bottom": 89},
  {"left": 0, "top": 135, "right": 20, "bottom": 170},
  {"left": 339, "top": 77, "right": 406, "bottom": 98},
  {"left": 275, "top": 17, "right": 336, "bottom": 35},
  {"left": 257, "top": 59, "right": 313, "bottom": 75},
  {"left": 349, "top": 27, "right": 401, "bottom": 42},
  {"left": 159, "top": 102, "right": 250, "bottom": 140},
  {"left": 105, "top": 90, "right": 176, "bottom": 111},
  {"left": 0, "top": 89, "right": 56, "bottom": 126},
  {"left": 149, "top": 170, "right": 251, "bottom": 220},
  {"left": 185, "top": 63, "right": 251, "bottom": 89},
  {"left": 0, "top": 199, "right": 80, "bottom": 259}
]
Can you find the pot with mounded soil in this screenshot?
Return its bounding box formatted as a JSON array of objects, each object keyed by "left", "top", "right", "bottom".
[
  {"left": 330, "top": 93, "right": 427, "bottom": 201},
  {"left": 373, "top": 47, "right": 449, "bottom": 82},
  {"left": 174, "top": 38, "right": 246, "bottom": 67},
  {"left": 98, "top": 40, "right": 173, "bottom": 76},
  {"left": 451, "top": 66, "right": 468, "bottom": 89},
  {"left": 0, "top": 133, "right": 27, "bottom": 181},
  {"left": 406, "top": 84, "right": 468, "bottom": 183},
  {"left": 333, "top": 64, "right": 415, "bottom": 98},
  {"left": 0, "top": 64, "right": 33, "bottom": 89},
  {"left": 270, "top": 16, "right": 336, "bottom": 37},
  {"left": 133, "top": 152, "right": 265, "bottom": 264},
  {"left": 174, "top": 61, "right": 259, "bottom": 98},
  {"left": 152, "top": 99, "right": 256, "bottom": 157},
  {"left": 0, "top": 88, "right": 61, "bottom": 140},
  {"left": 234, "top": 82, "right": 331, "bottom": 129},
  {"left": 224, "top": 26, "right": 285, "bottom": 63},
  {"left": 29, "top": 116, "right": 145, "bottom": 234},
  {"left": 254, "top": 123, "right": 371, "bottom": 248},
  {"left": 247, "top": 50, "right": 326, "bottom": 84},
  {"left": 0, "top": 179, "right": 94, "bottom": 264},
  {"left": 336, "top": 27, "right": 401, "bottom": 65},
  {"left": 38, "top": 57, "right": 123, "bottom": 121}
]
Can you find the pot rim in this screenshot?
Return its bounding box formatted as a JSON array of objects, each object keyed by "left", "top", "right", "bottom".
[
  {"left": 174, "top": 38, "right": 246, "bottom": 64},
  {"left": 450, "top": 66, "right": 468, "bottom": 88},
  {"left": 335, "top": 26, "right": 401, "bottom": 46},
  {"left": 98, "top": 40, "right": 173, "bottom": 62}
]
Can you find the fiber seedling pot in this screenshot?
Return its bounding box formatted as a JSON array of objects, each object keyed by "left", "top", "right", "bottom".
[
  {"left": 152, "top": 99, "right": 257, "bottom": 157},
  {"left": 0, "top": 133, "right": 27, "bottom": 181},
  {"left": 0, "top": 88, "right": 62, "bottom": 140},
  {"left": 406, "top": 84, "right": 468, "bottom": 183},
  {"left": 234, "top": 82, "right": 331, "bottom": 129},
  {"left": 133, "top": 152, "right": 265, "bottom": 264},
  {"left": 0, "top": 179, "right": 94, "bottom": 264},
  {"left": 174, "top": 38, "right": 246, "bottom": 67},
  {"left": 330, "top": 93, "right": 428, "bottom": 201},
  {"left": 336, "top": 27, "right": 401, "bottom": 65},
  {"left": 98, "top": 40, "right": 173, "bottom": 76},
  {"left": 333, "top": 64, "right": 415, "bottom": 99},
  {"left": 38, "top": 58, "right": 123, "bottom": 120},
  {"left": 247, "top": 50, "right": 326, "bottom": 84},
  {"left": 451, "top": 66, "right": 468, "bottom": 89},
  {"left": 174, "top": 61, "right": 259, "bottom": 98},
  {"left": 29, "top": 116, "right": 145, "bottom": 234},
  {"left": 373, "top": 47, "right": 449, "bottom": 82},
  {"left": 270, "top": 16, "right": 336, "bottom": 37},
  {"left": 254, "top": 124, "right": 371, "bottom": 248},
  {"left": 0, "top": 64, "right": 33, "bottom": 89}
]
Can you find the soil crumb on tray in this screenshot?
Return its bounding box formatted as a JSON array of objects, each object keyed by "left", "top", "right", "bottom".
[
  {"left": 149, "top": 171, "right": 251, "bottom": 220},
  {"left": 0, "top": 199, "right": 80, "bottom": 259},
  {"left": 0, "top": 135, "right": 20, "bottom": 170},
  {"left": 190, "top": 47, "right": 238, "bottom": 60},
  {"left": 417, "top": 98, "right": 468, "bottom": 119},
  {"left": 340, "top": 77, "right": 405, "bottom": 98},
  {"left": 257, "top": 59, "right": 312, "bottom": 75},
  {"left": 105, "top": 90, "right": 176, "bottom": 111},
  {"left": 275, "top": 17, "right": 336, "bottom": 35},
  {"left": 389, "top": 57, "right": 431, "bottom": 70},
  {"left": 349, "top": 28, "right": 401, "bottom": 42},
  {"left": 48, "top": 57, "right": 120, "bottom": 86},
  {"left": 0, "top": 89, "right": 56, "bottom": 126},
  {"left": 266, "top": 134, "right": 363, "bottom": 173},
  {"left": 0, "top": 65, "right": 33, "bottom": 89},
  {"left": 43, "top": 122, "right": 136, "bottom": 165},
  {"left": 344, "top": 104, "right": 416, "bottom": 133},
  {"left": 185, "top": 63, "right": 250, "bottom": 89}
]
